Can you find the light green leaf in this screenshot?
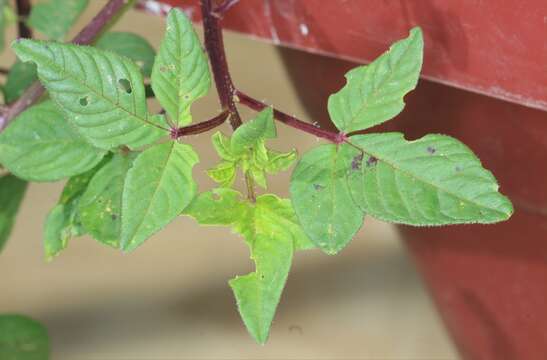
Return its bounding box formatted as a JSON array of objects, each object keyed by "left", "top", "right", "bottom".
[
  {"left": 290, "top": 144, "right": 364, "bottom": 254},
  {"left": 328, "top": 27, "right": 423, "bottom": 133},
  {"left": 185, "top": 191, "right": 313, "bottom": 343},
  {"left": 264, "top": 149, "right": 297, "bottom": 174},
  {"left": 3, "top": 60, "right": 37, "bottom": 103},
  {"left": 0, "top": 0, "right": 9, "bottom": 52},
  {"left": 211, "top": 131, "right": 236, "bottom": 161},
  {"left": 0, "top": 314, "right": 49, "bottom": 360},
  {"left": 121, "top": 141, "right": 198, "bottom": 251},
  {"left": 250, "top": 166, "right": 267, "bottom": 189},
  {"left": 0, "top": 175, "right": 27, "bottom": 252},
  {"left": 79, "top": 153, "right": 136, "bottom": 248},
  {"left": 231, "top": 108, "right": 275, "bottom": 155},
  {"left": 207, "top": 161, "right": 236, "bottom": 187},
  {"left": 12, "top": 39, "right": 166, "bottom": 150},
  {"left": 343, "top": 133, "right": 513, "bottom": 225},
  {"left": 28, "top": 0, "right": 89, "bottom": 40},
  {"left": 0, "top": 101, "right": 106, "bottom": 182},
  {"left": 96, "top": 32, "right": 156, "bottom": 78},
  {"left": 44, "top": 161, "right": 105, "bottom": 260},
  {"left": 151, "top": 8, "right": 211, "bottom": 125}
]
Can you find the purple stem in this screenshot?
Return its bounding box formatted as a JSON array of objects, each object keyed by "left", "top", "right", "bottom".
[
  {"left": 15, "top": 0, "right": 32, "bottom": 39},
  {"left": 212, "top": 0, "right": 240, "bottom": 18},
  {"left": 171, "top": 111, "right": 229, "bottom": 139}
]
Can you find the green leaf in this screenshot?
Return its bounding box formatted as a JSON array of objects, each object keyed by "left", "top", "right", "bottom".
[
  {"left": 328, "top": 27, "right": 423, "bottom": 133},
  {"left": 121, "top": 141, "right": 199, "bottom": 251},
  {"left": 184, "top": 188, "right": 251, "bottom": 228},
  {"left": 79, "top": 153, "right": 136, "bottom": 248},
  {"left": 207, "top": 161, "right": 236, "bottom": 187},
  {"left": 0, "top": 175, "right": 27, "bottom": 252},
  {"left": 343, "top": 133, "right": 513, "bottom": 225},
  {"left": 0, "top": 314, "right": 49, "bottom": 360},
  {"left": 27, "top": 0, "right": 89, "bottom": 40},
  {"left": 44, "top": 161, "right": 105, "bottom": 260},
  {"left": 290, "top": 144, "right": 364, "bottom": 254},
  {"left": 231, "top": 108, "right": 275, "bottom": 155},
  {"left": 3, "top": 60, "right": 37, "bottom": 103},
  {"left": 12, "top": 39, "right": 166, "bottom": 150},
  {"left": 211, "top": 131, "right": 236, "bottom": 161},
  {"left": 264, "top": 149, "right": 297, "bottom": 174},
  {"left": 0, "top": 101, "right": 106, "bottom": 182},
  {"left": 151, "top": 8, "right": 211, "bottom": 125},
  {"left": 0, "top": 0, "right": 9, "bottom": 52},
  {"left": 96, "top": 32, "right": 156, "bottom": 78}
]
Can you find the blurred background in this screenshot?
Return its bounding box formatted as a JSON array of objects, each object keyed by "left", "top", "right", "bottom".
[{"left": 0, "top": 2, "right": 458, "bottom": 359}]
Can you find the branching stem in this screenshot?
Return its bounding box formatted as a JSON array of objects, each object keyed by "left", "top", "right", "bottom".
[{"left": 171, "top": 110, "right": 229, "bottom": 139}]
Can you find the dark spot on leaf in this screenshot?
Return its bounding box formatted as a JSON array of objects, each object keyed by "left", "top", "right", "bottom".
[
  {"left": 212, "top": 192, "right": 221, "bottom": 200},
  {"left": 366, "top": 156, "right": 378, "bottom": 167},
  {"left": 79, "top": 97, "right": 89, "bottom": 106},
  {"left": 455, "top": 165, "right": 463, "bottom": 172},
  {"left": 118, "top": 79, "right": 132, "bottom": 94},
  {"left": 427, "top": 146, "right": 436, "bottom": 154},
  {"left": 313, "top": 184, "right": 324, "bottom": 191},
  {"left": 183, "top": 94, "right": 190, "bottom": 100},
  {"left": 111, "top": 214, "right": 118, "bottom": 221},
  {"left": 351, "top": 153, "right": 364, "bottom": 171},
  {"left": 160, "top": 66, "right": 168, "bottom": 72}
]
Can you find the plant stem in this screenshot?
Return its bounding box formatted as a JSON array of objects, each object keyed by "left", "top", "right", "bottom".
[
  {"left": 0, "top": 0, "right": 129, "bottom": 132},
  {"left": 212, "top": 0, "right": 240, "bottom": 18},
  {"left": 171, "top": 111, "right": 229, "bottom": 139},
  {"left": 15, "top": 0, "right": 32, "bottom": 39},
  {"left": 245, "top": 171, "right": 256, "bottom": 203},
  {"left": 235, "top": 90, "right": 346, "bottom": 143}
]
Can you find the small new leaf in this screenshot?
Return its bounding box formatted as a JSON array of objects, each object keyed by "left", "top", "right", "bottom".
[
  {"left": 211, "top": 131, "right": 236, "bottom": 161},
  {"left": 231, "top": 107, "right": 275, "bottom": 155},
  {"left": 28, "top": 0, "right": 89, "bottom": 40},
  {"left": 328, "top": 27, "right": 423, "bottom": 133},
  {"left": 0, "top": 175, "right": 27, "bottom": 253},
  {"left": 0, "top": 101, "right": 106, "bottom": 182},
  {"left": 121, "top": 141, "right": 199, "bottom": 251},
  {"left": 290, "top": 144, "right": 364, "bottom": 254},
  {"left": 264, "top": 149, "right": 297, "bottom": 174},
  {"left": 207, "top": 161, "right": 236, "bottom": 187},
  {"left": 342, "top": 133, "right": 513, "bottom": 224},
  {"left": 12, "top": 39, "right": 165, "bottom": 150},
  {"left": 152, "top": 8, "right": 211, "bottom": 125},
  {"left": 0, "top": 314, "right": 49, "bottom": 360}
]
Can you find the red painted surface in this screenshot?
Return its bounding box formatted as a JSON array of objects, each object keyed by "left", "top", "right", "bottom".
[
  {"left": 157, "top": 0, "right": 547, "bottom": 111},
  {"left": 149, "top": 1, "right": 547, "bottom": 359}
]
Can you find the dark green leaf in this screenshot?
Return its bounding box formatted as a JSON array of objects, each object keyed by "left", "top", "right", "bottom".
[
  {"left": 27, "top": 0, "right": 89, "bottom": 40},
  {"left": 0, "top": 314, "right": 49, "bottom": 360},
  {"left": 0, "top": 175, "right": 27, "bottom": 252},
  {"left": 3, "top": 60, "right": 37, "bottom": 103}
]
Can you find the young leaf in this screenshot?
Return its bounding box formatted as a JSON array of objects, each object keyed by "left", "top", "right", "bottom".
[
  {"left": 0, "top": 101, "right": 106, "bottom": 182},
  {"left": 290, "top": 144, "right": 364, "bottom": 254},
  {"left": 121, "top": 141, "right": 199, "bottom": 251},
  {"left": 0, "top": 314, "right": 49, "bottom": 360},
  {"left": 152, "top": 8, "right": 211, "bottom": 125},
  {"left": 264, "top": 149, "right": 297, "bottom": 174},
  {"left": 207, "top": 161, "right": 236, "bottom": 187},
  {"left": 184, "top": 188, "right": 251, "bottom": 227},
  {"left": 3, "top": 60, "right": 37, "bottom": 103},
  {"left": 231, "top": 107, "right": 276, "bottom": 155},
  {"left": 211, "top": 131, "right": 236, "bottom": 161},
  {"left": 328, "top": 27, "right": 423, "bottom": 133},
  {"left": 96, "top": 32, "right": 156, "bottom": 78},
  {"left": 28, "top": 0, "right": 89, "bottom": 40},
  {"left": 343, "top": 133, "right": 513, "bottom": 225},
  {"left": 0, "top": 175, "right": 27, "bottom": 253},
  {"left": 44, "top": 161, "right": 105, "bottom": 260},
  {"left": 12, "top": 39, "right": 165, "bottom": 150},
  {"left": 79, "top": 153, "right": 136, "bottom": 248}
]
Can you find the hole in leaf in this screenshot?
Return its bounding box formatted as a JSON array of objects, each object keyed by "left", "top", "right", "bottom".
[
  {"left": 426, "top": 146, "right": 436, "bottom": 154},
  {"left": 79, "top": 97, "right": 89, "bottom": 106},
  {"left": 118, "top": 79, "right": 132, "bottom": 94},
  {"left": 366, "top": 156, "right": 378, "bottom": 167}
]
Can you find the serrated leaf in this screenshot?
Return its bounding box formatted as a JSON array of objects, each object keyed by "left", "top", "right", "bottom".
[
  {"left": 3, "top": 60, "right": 37, "bottom": 103},
  {"left": 264, "top": 149, "right": 297, "bottom": 174},
  {"left": 0, "top": 175, "right": 27, "bottom": 252},
  {"left": 207, "top": 161, "right": 236, "bottom": 187},
  {"left": 185, "top": 191, "right": 312, "bottom": 343},
  {"left": 342, "top": 133, "right": 513, "bottom": 225},
  {"left": 121, "top": 141, "right": 198, "bottom": 251},
  {"left": 151, "top": 8, "right": 211, "bottom": 125},
  {"left": 328, "top": 27, "right": 423, "bottom": 133},
  {"left": 290, "top": 144, "right": 364, "bottom": 254},
  {"left": 28, "top": 0, "right": 89, "bottom": 40},
  {"left": 79, "top": 153, "right": 136, "bottom": 248},
  {"left": 96, "top": 32, "right": 156, "bottom": 78},
  {"left": 44, "top": 161, "right": 105, "bottom": 260},
  {"left": 12, "top": 39, "right": 166, "bottom": 150},
  {"left": 0, "top": 101, "right": 106, "bottom": 182},
  {"left": 0, "top": 314, "right": 49, "bottom": 360},
  {"left": 231, "top": 108, "right": 275, "bottom": 155},
  {"left": 211, "top": 131, "right": 236, "bottom": 161}
]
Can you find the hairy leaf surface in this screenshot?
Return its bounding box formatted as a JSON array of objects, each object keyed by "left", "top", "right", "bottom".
[
  {"left": 0, "top": 314, "right": 49, "bottom": 360},
  {"left": 0, "top": 101, "right": 106, "bottom": 181},
  {"left": 96, "top": 32, "right": 156, "bottom": 77},
  {"left": 121, "top": 141, "right": 198, "bottom": 251},
  {"left": 290, "top": 144, "right": 364, "bottom": 254},
  {"left": 12, "top": 39, "right": 165, "bottom": 150},
  {"left": 328, "top": 27, "right": 423, "bottom": 133},
  {"left": 343, "top": 133, "right": 513, "bottom": 224},
  {"left": 151, "top": 8, "right": 210, "bottom": 125},
  {"left": 28, "top": 0, "right": 88, "bottom": 40},
  {"left": 0, "top": 175, "right": 27, "bottom": 252}
]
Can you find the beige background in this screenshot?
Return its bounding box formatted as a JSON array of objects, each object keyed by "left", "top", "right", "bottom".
[{"left": 0, "top": 2, "right": 458, "bottom": 359}]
